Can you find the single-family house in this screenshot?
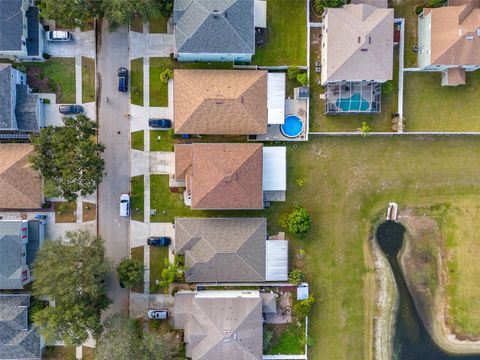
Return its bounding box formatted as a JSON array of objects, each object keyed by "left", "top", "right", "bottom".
[
  {"left": 0, "top": 220, "right": 44, "bottom": 290},
  {"left": 0, "top": 294, "right": 43, "bottom": 359},
  {"left": 0, "top": 0, "right": 44, "bottom": 61},
  {"left": 174, "top": 69, "right": 286, "bottom": 135},
  {"left": 174, "top": 290, "right": 276, "bottom": 360},
  {"left": 0, "top": 144, "right": 43, "bottom": 210},
  {"left": 173, "top": 0, "right": 261, "bottom": 62},
  {"left": 417, "top": 0, "right": 480, "bottom": 86},
  {"left": 0, "top": 64, "right": 44, "bottom": 133},
  {"left": 174, "top": 218, "right": 288, "bottom": 283},
  {"left": 174, "top": 143, "right": 286, "bottom": 210},
  {"left": 321, "top": 0, "right": 394, "bottom": 114}
]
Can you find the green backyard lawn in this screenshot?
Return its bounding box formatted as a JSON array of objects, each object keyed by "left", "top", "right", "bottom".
[
  {"left": 253, "top": 0, "right": 307, "bottom": 66},
  {"left": 130, "top": 58, "right": 144, "bottom": 106},
  {"left": 81, "top": 57, "right": 95, "bottom": 103},
  {"left": 404, "top": 71, "right": 480, "bottom": 132},
  {"left": 131, "top": 175, "right": 144, "bottom": 222},
  {"left": 131, "top": 130, "right": 144, "bottom": 151}
]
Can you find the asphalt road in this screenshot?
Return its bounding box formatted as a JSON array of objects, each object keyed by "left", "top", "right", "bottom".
[{"left": 97, "top": 20, "right": 130, "bottom": 316}]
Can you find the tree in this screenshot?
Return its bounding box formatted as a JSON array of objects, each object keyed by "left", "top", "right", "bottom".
[
  {"left": 159, "top": 68, "right": 174, "bottom": 84},
  {"left": 296, "top": 72, "right": 309, "bottom": 86},
  {"left": 293, "top": 295, "right": 315, "bottom": 319},
  {"left": 288, "top": 269, "right": 306, "bottom": 285},
  {"left": 102, "top": 0, "right": 162, "bottom": 30},
  {"left": 30, "top": 115, "right": 105, "bottom": 202},
  {"left": 140, "top": 332, "right": 183, "bottom": 360},
  {"left": 32, "top": 231, "right": 111, "bottom": 345},
  {"left": 39, "top": 0, "right": 102, "bottom": 29},
  {"left": 312, "top": 0, "right": 344, "bottom": 14},
  {"left": 287, "top": 66, "right": 301, "bottom": 80},
  {"left": 160, "top": 256, "right": 184, "bottom": 290},
  {"left": 358, "top": 121, "right": 371, "bottom": 137},
  {"left": 117, "top": 258, "right": 144, "bottom": 288},
  {"left": 287, "top": 207, "right": 311, "bottom": 239}
]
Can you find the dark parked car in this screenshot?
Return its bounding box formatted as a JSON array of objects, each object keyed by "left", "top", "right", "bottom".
[
  {"left": 59, "top": 105, "right": 84, "bottom": 115},
  {"left": 148, "top": 118, "right": 172, "bottom": 129},
  {"left": 117, "top": 67, "right": 128, "bottom": 92},
  {"left": 147, "top": 236, "right": 171, "bottom": 246}
]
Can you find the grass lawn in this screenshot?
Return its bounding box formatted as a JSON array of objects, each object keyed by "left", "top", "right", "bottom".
[
  {"left": 42, "top": 346, "right": 76, "bottom": 360},
  {"left": 392, "top": 0, "right": 423, "bottom": 68},
  {"left": 81, "top": 57, "right": 95, "bottom": 103},
  {"left": 131, "top": 246, "right": 144, "bottom": 293},
  {"left": 17, "top": 58, "right": 76, "bottom": 103},
  {"left": 148, "top": 135, "right": 480, "bottom": 357},
  {"left": 130, "top": 58, "right": 144, "bottom": 106},
  {"left": 149, "top": 14, "right": 169, "bottom": 33},
  {"left": 403, "top": 71, "right": 480, "bottom": 132},
  {"left": 265, "top": 323, "right": 305, "bottom": 355},
  {"left": 149, "top": 246, "right": 169, "bottom": 294},
  {"left": 131, "top": 130, "right": 145, "bottom": 151},
  {"left": 82, "top": 202, "right": 96, "bottom": 222},
  {"left": 131, "top": 16, "right": 144, "bottom": 33},
  {"left": 252, "top": 0, "right": 307, "bottom": 66},
  {"left": 131, "top": 175, "right": 145, "bottom": 222},
  {"left": 150, "top": 130, "right": 174, "bottom": 151},
  {"left": 309, "top": 29, "right": 399, "bottom": 132},
  {"left": 54, "top": 201, "right": 77, "bottom": 223}
]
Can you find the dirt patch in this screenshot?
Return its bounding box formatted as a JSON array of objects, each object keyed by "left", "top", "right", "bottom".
[
  {"left": 82, "top": 202, "right": 96, "bottom": 222},
  {"left": 53, "top": 201, "right": 77, "bottom": 223}
]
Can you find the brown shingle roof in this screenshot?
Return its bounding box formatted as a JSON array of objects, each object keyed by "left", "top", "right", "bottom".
[
  {"left": 174, "top": 70, "right": 268, "bottom": 135},
  {"left": 427, "top": 1, "right": 480, "bottom": 65},
  {"left": 0, "top": 144, "right": 42, "bottom": 209},
  {"left": 174, "top": 143, "right": 263, "bottom": 210}
]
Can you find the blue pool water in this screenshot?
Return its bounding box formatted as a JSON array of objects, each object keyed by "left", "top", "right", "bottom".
[
  {"left": 280, "top": 115, "right": 303, "bottom": 138},
  {"left": 336, "top": 93, "right": 370, "bottom": 112}
]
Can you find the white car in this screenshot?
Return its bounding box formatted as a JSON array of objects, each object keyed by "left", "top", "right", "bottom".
[
  {"left": 147, "top": 309, "right": 168, "bottom": 320},
  {"left": 119, "top": 194, "right": 130, "bottom": 217},
  {"left": 47, "top": 31, "right": 72, "bottom": 42}
]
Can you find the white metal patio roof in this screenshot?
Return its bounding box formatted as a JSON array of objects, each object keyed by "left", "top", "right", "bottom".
[
  {"left": 263, "top": 146, "right": 286, "bottom": 191},
  {"left": 265, "top": 240, "right": 288, "bottom": 281},
  {"left": 267, "top": 73, "right": 285, "bottom": 124},
  {"left": 254, "top": 0, "right": 267, "bottom": 28}
]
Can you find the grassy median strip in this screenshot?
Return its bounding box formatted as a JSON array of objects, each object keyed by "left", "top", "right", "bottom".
[
  {"left": 131, "top": 130, "right": 144, "bottom": 151},
  {"left": 130, "top": 58, "right": 144, "bottom": 106},
  {"left": 131, "top": 175, "right": 144, "bottom": 222},
  {"left": 130, "top": 246, "right": 145, "bottom": 293},
  {"left": 81, "top": 56, "right": 95, "bottom": 103}
]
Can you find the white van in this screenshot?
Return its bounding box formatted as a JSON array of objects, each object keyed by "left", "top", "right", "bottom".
[
  {"left": 47, "top": 31, "right": 72, "bottom": 42},
  {"left": 119, "top": 194, "right": 130, "bottom": 217}
]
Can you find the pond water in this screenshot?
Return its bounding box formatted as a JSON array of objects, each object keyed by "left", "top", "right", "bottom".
[{"left": 375, "top": 221, "right": 480, "bottom": 360}]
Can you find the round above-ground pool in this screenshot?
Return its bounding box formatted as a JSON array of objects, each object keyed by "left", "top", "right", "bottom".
[{"left": 280, "top": 114, "right": 303, "bottom": 138}]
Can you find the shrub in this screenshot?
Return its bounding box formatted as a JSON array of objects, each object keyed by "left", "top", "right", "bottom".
[
  {"left": 42, "top": 52, "right": 51, "bottom": 59},
  {"left": 289, "top": 269, "right": 306, "bottom": 285},
  {"left": 287, "top": 66, "right": 301, "bottom": 80},
  {"left": 287, "top": 207, "right": 311, "bottom": 238},
  {"left": 358, "top": 122, "right": 371, "bottom": 137},
  {"left": 382, "top": 80, "right": 395, "bottom": 95},
  {"left": 263, "top": 329, "right": 274, "bottom": 350},
  {"left": 313, "top": 0, "right": 344, "bottom": 14},
  {"left": 159, "top": 68, "right": 174, "bottom": 84},
  {"left": 293, "top": 295, "right": 315, "bottom": 319},
  {"left": 296, "top": 72, "right": 308, "bottom": 86}
]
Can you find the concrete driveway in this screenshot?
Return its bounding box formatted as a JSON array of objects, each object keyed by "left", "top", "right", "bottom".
[
  {"left": 45, "top": 31, "right": 95, "bottom": 58},
  {"left": 129, "top": 292, "right": 174, "bottom": 319}
]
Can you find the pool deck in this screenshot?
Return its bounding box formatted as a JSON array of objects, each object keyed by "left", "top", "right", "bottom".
[
  {"left": 254, "top": 98, "right": 308, "bottom": 142},
  {"left": 325, "top": 81, "right": 381, "bottom": 114}
]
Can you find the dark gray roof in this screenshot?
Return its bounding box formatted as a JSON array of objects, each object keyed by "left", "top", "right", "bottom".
[
  {"left": 15, "top": 85, "right": 39, "bottom": 132},
  {"left": 0, "top": 0, "right": 24, "bottom": 51},
  {"left": 0, "top": 294, "right": 41, "bottom": 360},
  {"left": 0, "top": 64, "right": 13, "bottom": 130},
  {"left": 0, "top": 220, "right": 41, "bottom": 290},
  {"left": 174, "top": 0, "right": 254, "bottom": 54},
  {"left": 175, "top": 218, "right": 267, "bottom": 282},
  {"left": 26, "top": 6, "right": 39, "bottom": 56}
]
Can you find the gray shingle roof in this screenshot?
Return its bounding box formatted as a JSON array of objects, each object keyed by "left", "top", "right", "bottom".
[
  {"left": 0, "top": 0, "right": 24, "bottom": 51},
  {"left": 174, "top": 291, "right": 263, "bottom": 360},
  {"left": 174, "top": 0, "right": 254, "bottom": 54},
  {"left": 15, "top": 84, "right": 39, "bottom": 131},
  {"left": 0, "top": 64, "right": 13, "bottom": 130},
  {"left": 0, "top": 294, "right": 41, "bottom": 360},
  {"left": 175, "top": 218, "right": 267, "bottom": 282}
]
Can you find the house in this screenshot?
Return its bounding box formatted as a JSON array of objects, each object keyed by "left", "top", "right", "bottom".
[
  {"left": 0, "top": 0, "right": 44, "bottom": 61},
  {"left": 174, "top": 218, "right": 288, "bottom": 283},
  {"left": 0, "top": 294, "right": 43, "bottom": 359},
  {"left": 321, "top": 1, "right": 394, "bottom": 114},
  {"left": 173, "top": 0, "right": 257, "bottom": 62},
  {"left": 0, "top": 219, "right": 44, "bottom": 290},
  {"left": 0, "top": 64, "right": 44, "bottom": 133},
  {"left": 174, "top": 143, "right": 286, "bottom": 210},
  {"left": 417, "top": 0, "right": 480, "bottom": 86},
  {"left": 0, "top": 144, "right": 43, "bottom": 210},
  {"left": 174, "top": 290, "right": 276, "bottom": 360}
]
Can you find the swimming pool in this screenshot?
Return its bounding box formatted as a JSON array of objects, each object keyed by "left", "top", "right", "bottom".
[
  {"left": 280, "top": 115, "right": 303, "bottom": 138},
  {"left": 336, "top": 93, "right": 370, "bottom": 112}
]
